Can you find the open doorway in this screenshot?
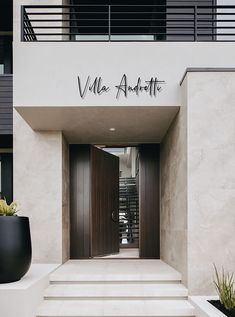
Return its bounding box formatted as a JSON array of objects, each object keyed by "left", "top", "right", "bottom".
[
  {"left": 70, "top": 143, "right": 160, "bottom": 260},
  {"left": 98, "top": 146, "right": 139, "bottom": 258}
]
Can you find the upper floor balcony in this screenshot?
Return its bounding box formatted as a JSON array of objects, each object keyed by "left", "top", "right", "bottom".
[
  {"left": 21, "top": 4, "right": 235, "bottom": 42},
  {"left": 14, "top": 2, "right": 235, "bottom": 109}
]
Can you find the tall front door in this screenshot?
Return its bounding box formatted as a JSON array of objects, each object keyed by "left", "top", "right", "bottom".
[
  {"left": 70, "top": 145, "right": 119, "bottom": 258},
  {"left": 91, "top": 146, "right": 119, "bottom": 257}
]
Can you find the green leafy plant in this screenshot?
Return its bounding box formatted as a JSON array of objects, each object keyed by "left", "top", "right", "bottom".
[
  {"left": 0, "top": 199, "right": 18, "bottom": 216},
  {"left": 214, "top": 264, "right": 235, "bottom": 310}
]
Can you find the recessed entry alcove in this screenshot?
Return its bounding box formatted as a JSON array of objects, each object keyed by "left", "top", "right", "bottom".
[{"left": 15, "top": 105, "right": 180, "bottom": 259}]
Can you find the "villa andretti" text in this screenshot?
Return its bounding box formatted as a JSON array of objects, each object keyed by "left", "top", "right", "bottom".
[{"left": 77, "top": 74, "right": 166, "bottom": 99}]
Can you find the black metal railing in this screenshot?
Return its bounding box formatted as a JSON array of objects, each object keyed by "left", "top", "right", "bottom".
[{"left": 21, "top": 4, "right": 235, "bottom": 42}]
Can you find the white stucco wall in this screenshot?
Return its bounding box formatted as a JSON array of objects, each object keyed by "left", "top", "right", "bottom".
[{"left": 13, "top": 42, "right": 235, "bottom": 108}]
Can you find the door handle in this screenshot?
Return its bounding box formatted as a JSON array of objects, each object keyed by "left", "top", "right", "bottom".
[{"left": 112, "top": 211, "right": 119, "bottom": 223}]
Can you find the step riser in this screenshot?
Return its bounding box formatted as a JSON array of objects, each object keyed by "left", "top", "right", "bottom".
[
  {"left": 37, "top": 299, "right": 195, "bottom": 316},
  {"left": 44, "top": 296, "right": 188, "bottom": 301},
  {"left": 50, "top": 280, "right": 182, "bottom": 285}
]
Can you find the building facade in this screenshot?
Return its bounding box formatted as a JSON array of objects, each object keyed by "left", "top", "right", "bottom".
[{"left": 1, "top": 0, "right": 235, "bottom": 296}]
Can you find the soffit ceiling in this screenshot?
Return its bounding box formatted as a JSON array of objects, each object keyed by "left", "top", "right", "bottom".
[{"left": 15, "top": 106, "right": 179, "bottom": 145}]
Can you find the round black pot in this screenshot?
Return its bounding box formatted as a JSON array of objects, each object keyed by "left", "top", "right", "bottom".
[{"left": 0, "top": 216, "right": 32, "bottom": 283}]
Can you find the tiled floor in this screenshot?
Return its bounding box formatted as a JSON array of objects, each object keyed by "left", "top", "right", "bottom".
[{"left": 97, "top": 248, "right": 139, "bottom": 258}]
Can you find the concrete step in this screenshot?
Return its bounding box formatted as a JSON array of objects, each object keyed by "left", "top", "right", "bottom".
[
  {"left": 44, "top": 283, "right": 188, "bottom": 300},
  {"left": 36, "top": 299, "right": 195, "bottom": 316},
  {"left": 49, "top": 260, "right": 182, "bottom": 284}
]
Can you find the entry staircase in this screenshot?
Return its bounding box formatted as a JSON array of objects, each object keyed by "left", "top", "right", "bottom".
[
  {"left": 119, "top": 177, "right": 139, "bottom": 247},
  {"left": 36, "top": 260, "right": 195, "bottom": 317}
]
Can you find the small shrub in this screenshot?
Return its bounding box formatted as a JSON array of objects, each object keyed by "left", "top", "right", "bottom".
[
  {"left": 214, "top": 264, "right": 235, "bottom": 310},
  {"left": 0, "top": 199, "right": 18, "bottom": 216}
]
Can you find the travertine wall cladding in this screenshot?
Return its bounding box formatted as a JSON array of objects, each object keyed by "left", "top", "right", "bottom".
[
  {"left": 62, "top": 135, "right": 70, "bottom": 263},
  {"left": 161, "top": 71, "right": 235, "bottom": 295},
  {"left": 187, "top": 72, "right": 235, "bottom": 295},
  {"left": 13, "top": 110, "right": 69, "bottom": 263},
  {"left": 160, "top": 78, "right": 188, "bottom": 286}
]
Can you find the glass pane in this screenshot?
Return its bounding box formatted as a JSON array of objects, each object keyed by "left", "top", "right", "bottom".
[
  {"left": 0, "top": 64, "right": 4, "bottom": 74},
  {"left": 75, "top": 35, "right": 109, "bottom": 41}
]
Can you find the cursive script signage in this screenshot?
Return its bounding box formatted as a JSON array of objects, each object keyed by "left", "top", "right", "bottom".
[{"left": 77, "top": 74, "right": 165, "bottom": 99}]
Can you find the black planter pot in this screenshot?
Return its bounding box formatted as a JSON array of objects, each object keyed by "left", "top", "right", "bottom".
[{"left": 0, "top": 216, "right": 32, "bottom": 283}]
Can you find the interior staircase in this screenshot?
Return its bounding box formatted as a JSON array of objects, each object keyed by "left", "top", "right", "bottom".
[
  {"left": 119, "top": 177, "right": 139, "bottom": 247},
  {"left": 36, "top": 260, "right": 195, "bottom": 317}
]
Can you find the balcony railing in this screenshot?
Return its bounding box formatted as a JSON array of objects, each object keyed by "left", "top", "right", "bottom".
[{"left": 21, "top": 4, "right": 235, "bottom": 42}]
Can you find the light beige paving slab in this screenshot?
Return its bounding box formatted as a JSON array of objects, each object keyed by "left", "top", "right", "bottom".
[
  {"left": 37, "top": 299, "right": 195, "bottom": 316},
  {"left": 44, "top": 283, "right": 188, "bottom": 299},
  {"left": 50, "top": 260, "right": 182, "bottom": 283}
]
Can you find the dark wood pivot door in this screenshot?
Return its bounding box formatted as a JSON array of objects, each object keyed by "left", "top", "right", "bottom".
[
  {"left": 139, "top": 144, "right": 160, "bottom": 259},
  {"left": 91, "top": 146, "right": 119, "bottom": 257},
  {"left": 70, "top": 145, "right": 119, "bottom": 259}
]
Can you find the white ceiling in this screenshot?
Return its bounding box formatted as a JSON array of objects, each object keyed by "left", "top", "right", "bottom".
[{"left": 15, "top": 106, "right": 179, "bottom": 145}]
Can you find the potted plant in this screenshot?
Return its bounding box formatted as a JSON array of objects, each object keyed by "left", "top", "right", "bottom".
[
  {"left": 208, "top": 265, "right": 235, "bottom": 317},
  {"left": 0, "top": 199, "right": 32, "bottom": 283}
]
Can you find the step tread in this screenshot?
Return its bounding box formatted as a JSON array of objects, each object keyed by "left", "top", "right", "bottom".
[
  {"left": 37, "top": 299, "right": 195, "bottom": 316},
  {"left": 44, "top": 283, "right": 188, "bottom": 299},
  {"left": 50, "top": 260, "right": 181, "bottom": 283}
]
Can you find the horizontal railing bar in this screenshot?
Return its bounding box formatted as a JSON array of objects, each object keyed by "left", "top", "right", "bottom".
[
  {"left": 197, "top": 19, "right": 235, "bottom": 22},
  {"left": 25, "top": 12, "right": 235, "bottom": 17},
  {"left": 25, "top": 40, "right": 235, "bottom": 42},
  {"left": 197, "top": 5, "right": 235, "bottom": 9},
  {"left": 22, "top": 5, "right": 235, "bottom": 8},
  {"left": 198, "top": 12, "right": 235, "bottom": 15},
  {"left": 198, "top": 33, "right": 235, "bottom": 35},
  {"left": 27, "top": 33, "right": 109, "bottom": 35},
  {"left": 27, "top": 18, "right": 198, "bottom": 22},
  {"left": 25, "top": 12, "right": 109, "bottom": 15},
  {"left": 25, "top": 20, "right": 235, "bottom": 28},
  {"left": 23, "top": 5, "right": 192, "bottom": 8},
  {"left": 24, "top": 11, "right": 198, "bottom": 15},
  {"left": 197, "top": 26, "right": 235, "bottom": 29},
  {"left": 110, "top": 12, "right": 195, "bottom": 15},
  {"left": 28, "top": 19, "right": 106, "bottom": 22},
  {"left": 30, "top": 33, "right": 198, "bottom": 36},
  {"left": 25, "top": 26, "right": 201, "bottom": 29}
]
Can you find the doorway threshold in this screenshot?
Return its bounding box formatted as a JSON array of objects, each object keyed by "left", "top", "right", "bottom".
[{"left": 94, "top": 248, "right": 139, "bottom": 259}]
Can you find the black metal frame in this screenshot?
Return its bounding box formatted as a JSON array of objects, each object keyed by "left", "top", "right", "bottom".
[{"left": 21, "top": 4, "right": 235, "bottom": 42}]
